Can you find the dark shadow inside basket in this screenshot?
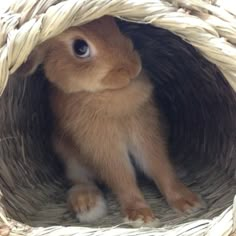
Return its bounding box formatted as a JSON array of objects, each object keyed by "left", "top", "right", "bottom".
[{"left": 0, "top": 21, "right": 236, "bottom": 228}]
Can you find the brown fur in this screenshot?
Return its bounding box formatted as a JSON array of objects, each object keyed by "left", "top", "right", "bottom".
[{"left": 20, "top": 16, "right": 201, "bottom": 223}]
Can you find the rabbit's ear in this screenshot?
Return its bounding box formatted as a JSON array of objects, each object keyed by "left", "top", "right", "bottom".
[{"left": 16, "top": 46, "right": 46, "bottom": 76}]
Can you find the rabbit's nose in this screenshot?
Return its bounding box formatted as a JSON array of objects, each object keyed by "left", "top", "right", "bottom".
[
  {"left": 116, "top": 51, "right": 142, "bottom": 79},
  {"left": 117, "top": 63, "right": 141, "bottom": 80}
]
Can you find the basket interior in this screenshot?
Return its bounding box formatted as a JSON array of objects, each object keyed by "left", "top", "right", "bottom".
[{"left": 0, "top": 21, "right": 236, "bottom": 230}]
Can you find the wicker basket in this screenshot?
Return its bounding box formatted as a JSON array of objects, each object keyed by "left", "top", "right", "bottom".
[{"left": 0, "top": 0, "right": 236, "bottom": 235}]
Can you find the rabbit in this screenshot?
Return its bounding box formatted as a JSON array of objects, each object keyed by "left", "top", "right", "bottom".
[{"left": 18, "top": 16, "right": 203, "bottom": 226}]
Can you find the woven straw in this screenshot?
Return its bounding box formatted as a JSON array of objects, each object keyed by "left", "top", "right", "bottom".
[{"left": 0, "top": 0, "right": 236, "bottom": 235}]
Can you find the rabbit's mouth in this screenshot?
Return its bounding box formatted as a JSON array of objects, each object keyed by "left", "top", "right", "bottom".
[{"left": 101, "top": 70, "right": 132, "bottom": 90}]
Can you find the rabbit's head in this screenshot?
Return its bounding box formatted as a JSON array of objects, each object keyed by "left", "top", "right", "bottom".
[{"left": 19, "top": 16, "right": 142, "bottom": 93}]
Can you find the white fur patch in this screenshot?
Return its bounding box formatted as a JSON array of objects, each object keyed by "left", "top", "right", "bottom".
[
  {"left": 76, "top": 194, "right": 107, "bottom": 223},
  {"left": 66, "top": 158, "right": 93, "bottom": 183},
  {"left": 123, "top": 217, "right": 160, "bottom": 228}
]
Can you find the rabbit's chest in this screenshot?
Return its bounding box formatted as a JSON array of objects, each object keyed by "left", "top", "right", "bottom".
[
  {"left": 51, "top": 77, "right": 155, "bottom": 142},
  {"left": 70, "top": 100, "right": 157, "bottom": 146}
]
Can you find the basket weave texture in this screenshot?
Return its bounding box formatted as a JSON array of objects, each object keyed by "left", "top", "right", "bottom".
[{"left": 0, "top": 0, "right": 236, "bottom": 235}]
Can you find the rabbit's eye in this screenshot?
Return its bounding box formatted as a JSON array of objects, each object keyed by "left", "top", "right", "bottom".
[{"left": 73, "top": 40, "right": 90, "bottom": 58}]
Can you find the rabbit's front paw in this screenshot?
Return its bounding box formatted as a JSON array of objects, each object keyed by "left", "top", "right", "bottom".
[
  {"left": 68, "top": 184, "right": 107, "bottom": 223},
  {"left": 123, "top": 205, "right": 160, "bottom": 227}
]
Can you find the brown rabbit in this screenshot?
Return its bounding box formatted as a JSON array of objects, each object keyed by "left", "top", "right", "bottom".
[{"left": 19, "top": 16, "right": 203, "bottom": 226}]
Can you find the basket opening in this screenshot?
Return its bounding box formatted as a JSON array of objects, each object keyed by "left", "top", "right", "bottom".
[{"left": 0, "top": 21, "right": 236, "bottom": 228}]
